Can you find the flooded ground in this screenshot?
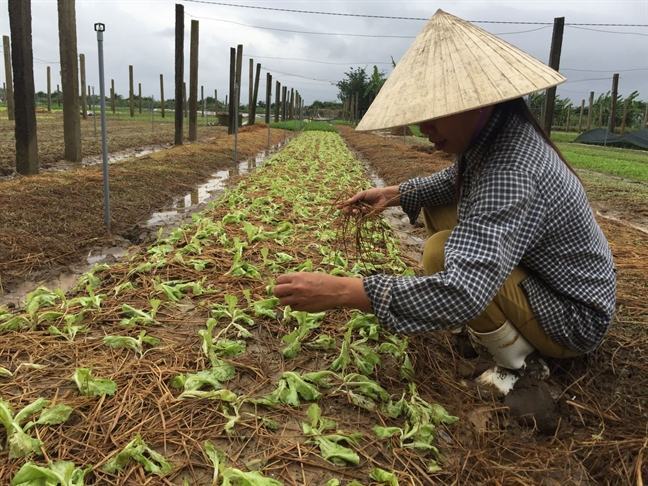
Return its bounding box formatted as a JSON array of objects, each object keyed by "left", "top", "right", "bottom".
[{"left": 0, "top": 142, "right": 284, "bottom": 308}]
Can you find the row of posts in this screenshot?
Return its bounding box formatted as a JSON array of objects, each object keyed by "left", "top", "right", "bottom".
[{"left": 1, "top": 0, "right": 306, "bottom": 176}]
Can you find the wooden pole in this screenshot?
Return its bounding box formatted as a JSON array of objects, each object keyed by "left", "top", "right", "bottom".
[
  {"left": 110, "top": 78, "right": 115, "bottom": 113},
  {"left": 577, "top": 99, "right": 584, "bottom": 132},
  {"left": 565, "top": 109, "right": 571, "bottom": 131},
  {"left": 214, "top": 89, "right": 217, "bottom": 112},
  {"left": 235, "top": 44, "right": 243, "bottom": 127},
  {"left": 138, "top": 81, "right": 142, "bottom": 114},
  {"left": 586, "top": 91, "right": 594, "bottom": 130},
  {"left": 183, "top": 81, "right": 187, "bottom": 118},
  {"left": 249, "top": 62, "right": 260, "bottom": 125},
  {"left": 159, "top": 73, "right": 165, "bottom": 118},
  {"left": 609, "top": 73, "right": 619, "bottom": 133},
  {"left": 542, "top": 16, "right": 564, "bottom": 136},
  {"left": 56, "top": 83, "right": 60, "bottom": 108},
  {"left": 289, "top": 88, "right": 294, "bottom": 120},
  {"left": 228, "top": 46, "right": 235, "bottom": 134},
  {"left": 46, "top": 65, "right": 51, "bottom": 111},
  {"left": 2, "top": 35, "right": 14, "bottom": 120},
  {"left": 643, "top": 104, "right": 648, "bottom": 128},
  {"left": 57, "top": 0, "right": 81, "bottom": 161},
  {"left": 265, "top": 72, "right": 272, "bottom": 124},
  {"left": 598, "top": 104, "right": 603, "bottom": 127},
  {"left": 174, "top": 3, "right": 184, "bottom": 145},
  {"left": 281, "top": 85, "right": 287, "bottom": 120},
  {"left": 188, "top": 19, "right": 199, "bottom": 141},
  {"left": 200, "top": 85, "right": 204, "bottom": 117},
  {"left": 248, "top": 57, "right": 253, "bottom": 116},
  {"left": 620, "top": 98, "right": 629, "bottom": 135},
  {"left": 274, "top": 80, "right": 280, "bottom": 122},
  {"left": 128, "top": 64, "right": 134, "bottom": 117},
  {"left": 79, "top": 52, "right": 86, "bottom": 118},
  {"left": 8, "top": 0, "right": 39, "bottom": 174}
]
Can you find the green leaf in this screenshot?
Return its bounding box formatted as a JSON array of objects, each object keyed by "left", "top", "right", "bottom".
[
  {"left": 202, "top": 440, "right": 222, "bottom": 485},
  {"left": 13, "top": 398, "right": 49, "bottom": 427},
  {"left": 370, "top": 468, "right": 399, "bottom": 486},
  {"left": 221, "top": 467, "right": 283, "bottom": 486},
  {"left": 212, "top": 339, "right": 246, "bottom": 357},
  {"left": 72, "top": 368, "right": 116, "bottom": 396},
  {"left": 372, "top": 426, "right": 402, "bottom": 439},
  {"left": 24, "top": 404, "right": 73, "bottom": 431},
  {"left": 0, "top": 366, "right": 12, "bottom": 378},
  {"left": 103, "top": 331, "right": 159, "bottom": 355},
  {"left": 307, "top": 334, "right": 336, "bottom": 350},
  {"left": 103, "top": 435, "right": 172, "bottom": 477},
  {"left": 311, "top": 435, "right": 359, "bottom": 466},
  {"left": 9, "top": 428, "right": 43, "bottom": 458},
  {"left": 252, "top": 297, "right": 280, "bottom": 319},
  {"left": 11, "top": 460, "right": 89, "bottom": 486},
  {"left": 256, "top": 371, "right": 321, "bottom": 407}
]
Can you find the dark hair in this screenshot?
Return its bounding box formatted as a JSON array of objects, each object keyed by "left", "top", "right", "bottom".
[
  {"left": 497, "top": 97, "right": 580, "bottom": 179},
  {"left": 456, "top": 98, "right": 580, "bottom": 199}
]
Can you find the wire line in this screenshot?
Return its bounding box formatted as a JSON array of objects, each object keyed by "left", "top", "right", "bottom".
[{"left": 180, "top": 0, "right": 648, "bottom": 27}]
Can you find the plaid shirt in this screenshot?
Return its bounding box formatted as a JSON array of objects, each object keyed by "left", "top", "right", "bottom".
[{"left": 363, "top": 108, "right": 616, "bottom": 353}]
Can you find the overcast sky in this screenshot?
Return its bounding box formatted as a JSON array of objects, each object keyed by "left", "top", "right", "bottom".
[{"left": 0, "top": 0, "right": 647, "bottom": 105}]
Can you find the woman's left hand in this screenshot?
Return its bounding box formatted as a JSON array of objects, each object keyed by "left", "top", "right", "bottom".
[{"left": 273, "top": 272, "right": 372, "bottom": 313}]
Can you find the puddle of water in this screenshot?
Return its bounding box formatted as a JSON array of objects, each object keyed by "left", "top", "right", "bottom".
[
  {"left": 146, "top": 142, "right": 284, "bottom": 229},
  {"left": 0, "top": 245, "right": 130, "bottom": 308},
  {"left": 1, "top": 141, "right": 287, "bottom": 308}
]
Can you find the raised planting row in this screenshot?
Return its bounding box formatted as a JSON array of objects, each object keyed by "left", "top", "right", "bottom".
[{"left": 0, "top": 132, "right": 457, "bottom": 485}]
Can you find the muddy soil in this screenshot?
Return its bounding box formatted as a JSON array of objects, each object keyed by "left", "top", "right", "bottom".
[
  {"left": 0, "top": 113, "right": 216, "bottom": 176},
  {"left": 0, "top": 125, "right": 291, "bottom": 296},
  {"left": 338, "top": 125, "right": 648, "bottom": 484}
]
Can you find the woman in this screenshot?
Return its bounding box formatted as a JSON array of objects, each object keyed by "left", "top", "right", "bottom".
[{"left": 273, "top": 10, "right": 616, "bottom": 394}]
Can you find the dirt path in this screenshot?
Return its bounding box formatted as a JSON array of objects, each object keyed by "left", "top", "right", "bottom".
[
  {"left": 338, "top": 125, "right": 648, "bottom": 484},
  {"left": 0, "top": 113, "right": 216, "bottom": 176},
  {"left": 0, "top": 126, "right": 290, "bottom": 294}
]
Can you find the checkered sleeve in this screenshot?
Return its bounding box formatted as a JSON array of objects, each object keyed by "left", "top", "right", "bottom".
[
  {"left": 364, "top": 169, "right": 545, "bottom": 332},
  {"left": 398, "top": 164, "right": 457, "bottom": 224}
]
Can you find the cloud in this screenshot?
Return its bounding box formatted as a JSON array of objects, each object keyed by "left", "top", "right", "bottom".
[{"left": 0, "top": 0, "right": 645, "bottom": 104}]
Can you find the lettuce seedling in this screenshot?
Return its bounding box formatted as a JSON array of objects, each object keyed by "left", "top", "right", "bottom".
[
  {"left": 47, "top": 313, "right": 88, "bottom": 342},
  {"left": 252, "top": 297, "right": 280, "bottom": 319},
  {"left": 255, "top": 371, "right": 321, "bottom": 407},
  {"left": 25, "top": 287, "right": 65, "bottom": 320},
  {"left": 11, "top": 460, "right": 89, "bottom": 486},
  {"left": 72, "top": 368, "right": 116, "bottom": 397},
  {"left": 119, "top": 300, "right": 161, "bottom": 327},
  {"left": 102, "top": 435, "right": 172, "bottom": 477},
  {"left": 302, "top": 404, "right": 361, "bottom": 466},
  {"left": 203, "top": 440, "right": 282, "bottom": 486},
  {"left": 0, "top": 398, "right": 72, "bottom": 458},
  {"left": 281, "top": 311, "right": 325, "bottom": 359},
  {"left": 370, "top": 468, "right": 399, "bottom": 486},
  {"left": 103, "top": 330, "right": 160, "bottom": 356}
]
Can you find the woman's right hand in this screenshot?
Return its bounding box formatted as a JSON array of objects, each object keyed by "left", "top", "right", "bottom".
[{"left": 339, "top": 185, "right": 401, "bottom": 214}]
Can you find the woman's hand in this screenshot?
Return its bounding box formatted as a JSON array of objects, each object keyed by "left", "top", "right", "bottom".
[
  {"left": 273, "top": 272, "right": 372, "bottom": 313},
  {"left": 339, "top": 185, "right": 401, "bottom": 214}
]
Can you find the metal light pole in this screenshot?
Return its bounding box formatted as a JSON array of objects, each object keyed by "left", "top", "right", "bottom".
[{"left": 95, "top": 23, "right": 110, "bottom": 232}]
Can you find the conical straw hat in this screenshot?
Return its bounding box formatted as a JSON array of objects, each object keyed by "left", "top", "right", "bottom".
[{"left": 356, "top": 9, "right": 566, "bottom": 131}]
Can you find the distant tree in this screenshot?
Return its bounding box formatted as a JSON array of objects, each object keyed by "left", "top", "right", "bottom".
[{"left": 336, "top": 65, "right": 386, "bottom": 117}]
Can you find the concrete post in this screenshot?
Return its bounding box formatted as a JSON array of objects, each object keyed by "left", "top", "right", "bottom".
[
  {"left": 46, "top": 65, "right": 51, "bottom": 111},
  {"left": 79, "top": 52, "right": 86, "bottom": 118},
  {"left": 160, "top": 74, "right": 165, "bottom": 118},
  {"left": 174, "top": 2, "right": 183, "bottom": 145},
  {"left": 128, "top": 64, "right": 134, "bottom": 117},
  {"left": 587, "top": 91, "right": 594, "bottom": 130},
  {"left": 2, "top": 36, "right": 14, "bottom": 120},
  {"left": 8, "top": 0, "right": 39, "bottom": 174},
  {"left": 188, "top": 19, "right": 199, "bottom": 141},
  {"left": 57, "top": 0, "right": 81, "bottom": 161}
]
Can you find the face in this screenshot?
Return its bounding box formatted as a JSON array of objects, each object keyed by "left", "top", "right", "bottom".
[{"left": 419, "top": 106, "right": 493, "bottom": 154}]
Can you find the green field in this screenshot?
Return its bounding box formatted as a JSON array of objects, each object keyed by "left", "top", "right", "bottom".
[
  {"left": 557, "top": 143, "right": 648, "bottom": 182},
  {"left": 270, "top": 120, "right": 336, "bottom": 132}
]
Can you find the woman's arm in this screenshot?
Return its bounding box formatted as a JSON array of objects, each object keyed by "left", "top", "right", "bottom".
[{"left": 399, "top": 164, "right": 458, "bottom": 224}]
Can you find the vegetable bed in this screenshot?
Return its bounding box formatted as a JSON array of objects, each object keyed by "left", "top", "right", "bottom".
[{"left": 0, "top": 132, "right": 456, "bottom": 485}]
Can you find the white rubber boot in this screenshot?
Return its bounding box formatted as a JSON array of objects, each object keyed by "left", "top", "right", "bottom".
[{"left": 468, "top": 321, "right": 536, "bottom": 395}]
